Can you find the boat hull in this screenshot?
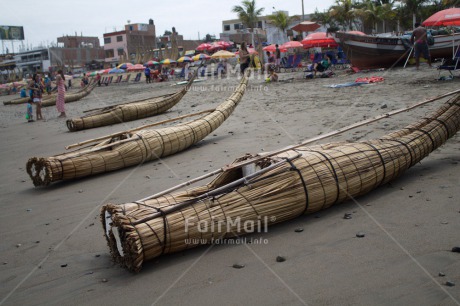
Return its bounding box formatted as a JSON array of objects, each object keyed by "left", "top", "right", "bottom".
[
  {"left": 335, "top": 32, "right": 460, "bottom": 69},
  {"left": 101, "top": 94, "right": 460, "bottom": 272}
]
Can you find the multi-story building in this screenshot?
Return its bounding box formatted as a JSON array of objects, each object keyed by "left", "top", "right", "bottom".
[
  {"left": 14, "top": 48, "right": 51, "bottom": 76},
  {"left": 103, "top": 19, "right": 156, "bottom": 66}
]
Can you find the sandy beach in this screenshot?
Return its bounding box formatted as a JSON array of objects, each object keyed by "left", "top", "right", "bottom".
[{"left": 0, "top": 65, "right": 459, "bottom": 305}]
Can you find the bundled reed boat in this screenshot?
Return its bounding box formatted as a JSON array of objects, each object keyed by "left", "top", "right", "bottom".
[
  {"left": 42, "top": 83, "right": 96, "bottom": 107},
  {"left": 4, "top": 93, "right": 54, "bottom": 105},
  {"left": 26, "top": 73, "right": 249, "bottom": 187},
  {"left": 66, "top": 73, "right": 197, "bottom": 132},
  {"left": 101, "top": 91, "right": 460, "bottom": 272},
  {"left": 3, "top": 83, "right": 95, "bottom": 106}
]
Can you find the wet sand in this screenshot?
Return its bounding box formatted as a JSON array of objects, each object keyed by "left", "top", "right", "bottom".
[{"left": 0, "top": 65, "right": 459, "bottom": 305}]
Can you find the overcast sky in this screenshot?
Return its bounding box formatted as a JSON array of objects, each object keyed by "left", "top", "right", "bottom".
[{"left": 2, "top": 0, "right": 335, "bottom": 51}]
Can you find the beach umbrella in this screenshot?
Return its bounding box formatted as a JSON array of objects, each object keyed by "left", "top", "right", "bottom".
[
  {"left": 192, "top": 53, "right": 211, "bottom": 61},
  {"left": 177, "top": 56, "right": 193, "bottom": 63},
  {"left": 235, "top": 48, "right": 258, "bottom": 55},
  {"left": 117, "top": 63, "right": 133, "bottom": 69},
  {"left": 301, "top": 32, "right": 338, "bottom": 49},
  {"left": 145, "top": 60, "right": 159, "bottom": 66},
  {"left": 263, "top": 44, "right": 288, "bottom": 53},
  {"left": 109, "top": 68, "right": 125, "bottom": 74},
  {"left": 422, "top": 8, "right": 460, "bottom": 26},
  {"left": 126, "top": 64, "right": 145, "bottom": 71},
  {"left": 196, "top": 43, "right": 212, "bottom": 51},
  {"left": 160, "top": 59, "right": 176, "bottom": 65},
  {"left": 291, "top": 21, "right": 320, "bottom": 33},
  {"left": 211, "top": 50, "right": 236, "bottom": 59},
  {"left": 216, "top": 41, "right": 232, "bottom": 48},
  {"left": 281, "top": 41, "right": 304, "bottom": 49}
]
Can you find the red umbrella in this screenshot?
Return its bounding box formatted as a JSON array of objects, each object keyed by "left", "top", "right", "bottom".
[
  {"left": 291, "top": 21, "right": 320, "bottom": 33},
  {"left": 281, "top": 41, "right": 304, "bottom": 49},
  {"left": 126, "top": 64, "right": 145, "bottom": 71},
  {"left": 263, "top": 44, "right": 288, "bottom": 53},
  {"left": 301, "top": 32, "right": 338, "bottom": 48},
  {"left": 196, "top": 43, "right": 212, "bottom": 51},
  {"left": 422, "top": 8, "right": 460, "bottom": 26},
  {"left": 235, "top": 48, "right": 258, "bottom": 55},
  {"left": 215, "top": 41, "right": 232, "bottom": 48}
]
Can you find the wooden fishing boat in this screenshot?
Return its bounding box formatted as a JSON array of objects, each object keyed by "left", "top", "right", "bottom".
[
  {"left": 26, "top": 73, "right": 249, "bottom": 187},
  {"left": 334, "top": 31, "right": 460, "bottom": 69},
  {"left": 101, "top": 91, "right": 460, "bottom": 272},
  {"left": 66, "top": 73, "right": 197, "bottom": 132}
]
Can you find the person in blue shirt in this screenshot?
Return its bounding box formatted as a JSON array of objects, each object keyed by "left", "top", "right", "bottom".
[{"left": 144, "top": 67, "right": 151, "bottom": 83}]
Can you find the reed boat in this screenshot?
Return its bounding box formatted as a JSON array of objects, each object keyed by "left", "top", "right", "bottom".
[
  {"left": 101, "top": 91, "right": 460, "bottom": 272},
  {"left": 41, "top": 83, "right": 96, "bottom": 107},
  {"left": 4, "top": 93, "right": 55, "bottom": 105},
  {"left": 3, "top": 83, "right": 95, "bottom": 106},
  {"left": 26, "top": 73, "right": 249, "bottom": 187},
  {"left": 334, "top": 31, "right": 460, "bottom": 69},
  {"left": 66, "top": 72, "right": 197, "bottom": 132}
]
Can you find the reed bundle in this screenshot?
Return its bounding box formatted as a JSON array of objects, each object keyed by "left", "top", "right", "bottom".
[
  {"left": 26, "top": 74, "right": 249, "bottom": 187},
  {"left": 4, "top": 93, "right": 55, "bottom": 105},
  {"left": 66, "top": 73, "right": 197, "bottom": 132},
  {"left": 3, "top": 83, "right": 94, "bottom": 106},
  {"left": 101, "top": 94, "right": 460, "bottom": 272},
  {"left": 41, "top": 83, "right": 96, "bottom": 107}
]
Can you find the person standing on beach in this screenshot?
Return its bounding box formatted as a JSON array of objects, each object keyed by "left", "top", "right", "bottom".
[
  {"left": 410, "top": 22, "right": 432, "bottom": 70},
  {"left": 28, "top": 74, "right": 44, "bottom": 120},
  {"left": 239, "top": 42, "right": 250, "bottom": 75},
  {"left": 55, "top": 70, "right": 66, "bottom": 118},
  {"left": 275, "top": 44, "right": 281, "bottom": 72},
  {"left": 144, "top": 66, "right": 151, "bottom": 83}
]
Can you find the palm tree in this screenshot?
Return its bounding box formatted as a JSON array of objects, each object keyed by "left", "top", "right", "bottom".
[
  {"left": 399, "top": 0, "right": 429, "bottom": 27},
  {"left": 266, "top": 11, "right": 300, "bottom": 42},
  {"left": 232, "top": 0, "right": 265, "bottom": 46},
  {"left": 329, "top": 0, "right": 357, "bottom": 30}
]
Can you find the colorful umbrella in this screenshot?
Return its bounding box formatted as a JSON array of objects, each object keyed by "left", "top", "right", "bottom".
[
  {"left": 161, "top": 59, "right": 177, "bottom": 65},
  {"left": 192, "top": 53, "right": 211, "bottom": 61},
  {"left": 126, "top": 64, "right": 145, "bottom": 71},
  {"left": 99, "top": 69, "right": 110, "bottom": 74},
  {"left": 291, "top": 21, "right": 321, "bottom": 33},
  {"left": 87, "top": 71, "right": 97, "bottom": 77},
  {"left": 109, "top": 68, "right": 125, "bottom": 74},
  {"left": 117, "top": 63, "right": 133, "bottom": 69},
  {"left": 301, "top": 32, "right": 338, "bottom": 49},
  {"left": 177, "top": 56, "right": 193, "bottom": 63},
  {"left": 211, "top": 50, "right": 236, "bottom": 59},
  {"left": 281, "top": 41, "right": 304, "bottom": 49},
  {"left": 422, "top": 8, "right": 460, "bottom": 26},
  {"left": 196, "top": 43, "right": 212, "bottom": 51},
  {"left": 145, "top": 60, "right": 160, "bottom": 66},
  {"left": 263, "top": 44, "right": 288, "bottom": 53}
]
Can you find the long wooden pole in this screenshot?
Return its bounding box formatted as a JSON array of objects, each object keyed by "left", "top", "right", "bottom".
[
  {"left": 133, "top": 154, "right": 301, "bottom": 224},
  {"left": 65, "top": 108, "right": 216, "bottom": 150},
  {"left": 139, "top": 89, "right": 460, "bottom": 200}
]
